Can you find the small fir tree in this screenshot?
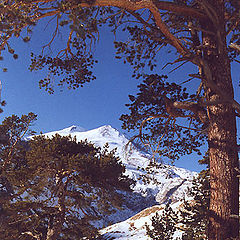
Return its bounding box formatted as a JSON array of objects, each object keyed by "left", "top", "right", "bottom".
[
  {"left": 180, "top": 153, "right": 210, "bottom": 240},
  {"left": 146, "top": 203, "right": 179, "bottom": 240}
]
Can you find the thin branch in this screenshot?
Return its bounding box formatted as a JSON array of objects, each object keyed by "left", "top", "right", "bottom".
[
  {"left": 180, "top": 77, "right": 195, "bottom": 85},
  {"left": 162, "top": 56, "right": 189, "bottom": 70},
  {"left": 67, "top": 29, "right": 74, "bottom": 57},
  {"left": 126, "top": 10, "right": 158, "bottom": 32},
  {"left": 174, "top": 23, "right": 215, "bottom": 36},
  {"left": 42, "top": 14, "right": 60, "bottom": 54},
  {"left": 146, "top": 11, "right": 153, "bottom": 23},
  {"left": 102, "top": 9, "right": 123, "bottom": 22},
  {"left": 139, "top": 115, "right": 171, "bottom": 149},
  {"left": 21, "top": 232, "right": 41, "bottom": 240},
  {"left": 151, "top": 117, "right": 171, "bottom": 159},
  {"left": 117, "top": 9, "right": 125, "bottom": 25},
  {"left": 168, "top": 60, "right": 188, "bottom": 74},
  {"left": 188, "top": 115, "right": 193, "bottom": 130},
  {"left": 126, "top": 10, "right": 168, "bottom": 45},
  {"left": 189, "top": 73, "right": 202, "bottom": 79},
  {"left": 34, "top": 10, "right": 60, "bottom": 21},
  {"left": 226, "top": 12, "right": 240, "bottom": 35},
  {"left": 177, "top": 124, "right": 201, "bottom": 131},
  {"left": 229, "top": 43, "right": 240, "bottom": 52},
  {"left": 139, "top": 115, "right": 169, "bottom": 138},
  {"left": 234, "top": 58, "right": 240, "bottom": 64},
  {"left": 148, "top": 3, "right": 187, "bottom": 55},
  {"left": 196, "top": 81, "right": 203, "bottom": 97}
]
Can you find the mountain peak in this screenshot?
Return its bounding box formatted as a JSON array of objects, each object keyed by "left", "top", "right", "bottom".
[
  {"left": 97, "top": 125, "right": 118, "bottom": 137},
  {"left": 43, "top": 125, "right": 86, "bottom": 137},
  {"left": 68, "top": 125, "right": 85, "bottom": 133},
  {"left": 96, "top": 124, "right": 116, "bottom": 131}
]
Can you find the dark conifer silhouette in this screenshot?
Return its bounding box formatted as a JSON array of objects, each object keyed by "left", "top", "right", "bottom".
[{"left": 0, "top": 115, "right": 132, "bottom": 240}]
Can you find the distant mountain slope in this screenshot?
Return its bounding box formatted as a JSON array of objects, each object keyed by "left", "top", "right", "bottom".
[{"left": 39, "top": 125, "right": 196, "bottom": 237}]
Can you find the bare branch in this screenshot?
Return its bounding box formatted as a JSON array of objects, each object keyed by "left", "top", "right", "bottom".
[
  {"left": 147, "top": 3, "right": 187, "bottom": 55},
  {"left": 226, "top": 11, "right": 240, "bottom": 35},
  {"left": 21, "top": 232, "right": 41, "bottom": 240},
  {"left": 168, "top": 60, "right": 188, "bottom": 74},
  {"left": 126, "top": 10, "right": 158, "bottom": 32},
  {"left": 229, "top": 43, "right": 240, "bottom": 52},
  {"left": 42, "top": 14, "right": 60, "bottom": 54}
]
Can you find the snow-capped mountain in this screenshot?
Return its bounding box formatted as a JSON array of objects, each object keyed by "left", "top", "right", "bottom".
[
  {"left": 43, "top": 124, "right": 149, "bottom": 167},
  {"left": 40, "top": 125, "right": 197, "bottom": 238}
]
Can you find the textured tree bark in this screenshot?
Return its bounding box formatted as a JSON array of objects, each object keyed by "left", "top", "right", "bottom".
[
  {"left": 207, "top": 65, "right": 239, "bottom": 239},
  {"left": 201, "top": 1, "right": 239, "bottom": 239}
]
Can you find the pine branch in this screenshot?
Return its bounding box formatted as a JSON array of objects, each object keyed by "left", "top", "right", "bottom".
[{"left": 21, "top": 231, "right": 41, "bottom": 240}]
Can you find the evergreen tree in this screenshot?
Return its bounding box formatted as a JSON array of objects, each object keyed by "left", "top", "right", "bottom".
[
  {"left": 146, "top": 203, "right": 179, "bottom": 240},
  {"left": 1, "top": 132, "right": 132, "bottom": 240},
  {"left": 0, "top": 113, "right": 37, "bottom": 239},
  {"left": 180, "top": 153, "right": 210, "bottom": 240},
  {"left": 2, "top": 1, "right": 240, "bottom": 238},
  {"left": 146, "top": 153, "right": 210, "bottom": 240}
]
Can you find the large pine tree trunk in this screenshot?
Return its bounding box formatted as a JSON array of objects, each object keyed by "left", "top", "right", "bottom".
[
  {"left": 207, "top": 62, "right": 239, "bottom": 239},
  {"left": 201, "top": 1, "right": 239, "bottom": 239}
]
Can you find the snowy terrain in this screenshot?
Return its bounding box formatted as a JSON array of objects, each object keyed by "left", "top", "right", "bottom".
[
  {"left": 40, "top": 125, "right": 197, "bottom": 239},
  {"left": 100, "top": 202, "right": 184, "bottom": 240}
]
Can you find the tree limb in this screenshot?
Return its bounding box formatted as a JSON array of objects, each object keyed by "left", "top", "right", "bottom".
[
  {"left": 173, "top": 100, "right": 208, "bottom": 124},
  {"left": 191, "top": 56, "right": 240, "bottom": 115},
  {"left": 21, "top": 232, "right": 41, "bottom": 240},
  {"left": 153, "top": 0, "right": 206, "bottom": 20},
  {"left": 229, "top": 43, "right": 240, "bottom": 52},
  {"left": 28, "top": 0, "right": 207, "bottom": 20}
]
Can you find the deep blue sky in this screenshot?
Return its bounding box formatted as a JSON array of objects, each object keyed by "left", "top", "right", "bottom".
[{"left": 1, "top": 22, "right": 240, "bottom": 172}]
